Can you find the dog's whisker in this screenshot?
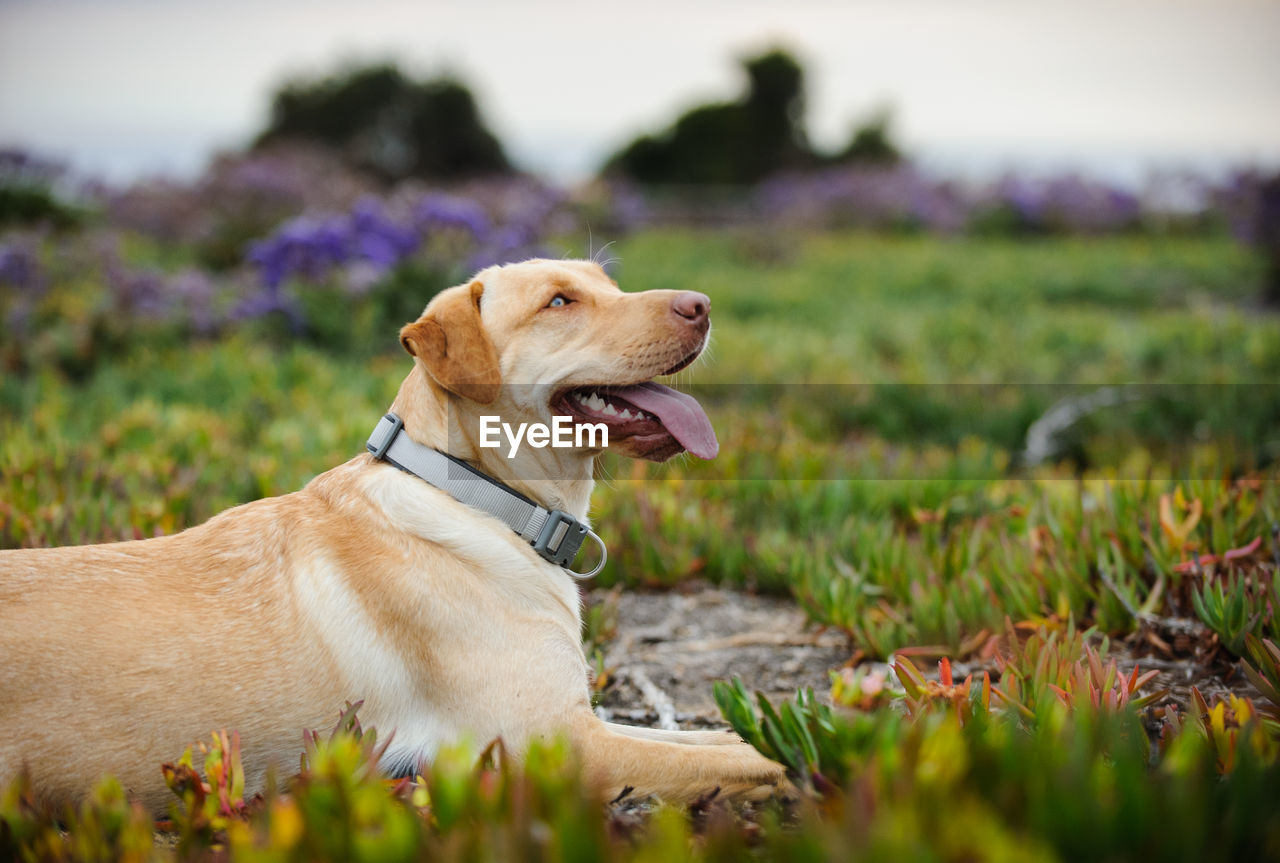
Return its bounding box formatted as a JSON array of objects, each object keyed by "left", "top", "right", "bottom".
[{"left": 591, "top": 240, "right": 617, "bottom": 270}]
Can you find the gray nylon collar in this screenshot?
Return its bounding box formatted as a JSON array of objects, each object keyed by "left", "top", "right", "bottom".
[{"left": 366, "top": 413, "right": 606, "bottom": 579}]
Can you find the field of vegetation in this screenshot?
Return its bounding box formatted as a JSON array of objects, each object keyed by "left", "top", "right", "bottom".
[{"left": 4, "top": 194, "right": 1280, "bottom": 857}]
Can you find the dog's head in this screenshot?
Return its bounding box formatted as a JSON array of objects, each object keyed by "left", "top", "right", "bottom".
[{"left": 399, "top": 259, "right": 716, "bottom": 463}]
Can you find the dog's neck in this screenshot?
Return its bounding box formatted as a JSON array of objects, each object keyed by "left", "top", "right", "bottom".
[{"left": 387, "top": 366, "right": 596, "bottom": 520}]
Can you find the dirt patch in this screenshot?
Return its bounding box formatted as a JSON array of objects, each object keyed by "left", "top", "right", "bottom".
[
  {"left": 590, "top": 587, "right": 852, "bottom": 728},
  {"left": 590, "top": 588, "right": 1265, "bottom": 731}
]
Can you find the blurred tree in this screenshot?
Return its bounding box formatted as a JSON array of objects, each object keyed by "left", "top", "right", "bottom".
[
  {"left": 0, "top": 150, "right": 84, "bottom": 229},
  {"left": 741, "top": 50, "right": 810, "bottom": 176},
  {"left": 254, "top": 64, "right": 510, "bottom": 182},
  {"left": 604, "top": 48, "right": 811, "bottom": 184},
  {"left": 832, "top": 109, "right": 902, "bottom": 165},
  {"left": 1258, "top": 174, "right": 1280, "bottom": 307},
  {"left": 0, "top": 183, "right": 82, "bottom": 229}
]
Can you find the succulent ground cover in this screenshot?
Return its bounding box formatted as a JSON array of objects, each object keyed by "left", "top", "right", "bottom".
[{"left": 3, "top": 179, "right": 1280, "bottom": 859}]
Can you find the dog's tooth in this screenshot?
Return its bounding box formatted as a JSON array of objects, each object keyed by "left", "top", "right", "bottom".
[
  {"left": 575, "top": 392, "right": 588, "bottom": 404},
  {"left": 603, "top": 403, "right": 618, "bottom": 416},
  {"left": 619, "top": 409, "right": 633, "bottom": 420},
  {"left": 589, "top": 394, "right": 605, "bottom": 411}
]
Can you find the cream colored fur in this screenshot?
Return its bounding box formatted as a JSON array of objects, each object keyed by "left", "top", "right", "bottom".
[{"left": 0, "top": 259, "right": 787, "bottom": 811}]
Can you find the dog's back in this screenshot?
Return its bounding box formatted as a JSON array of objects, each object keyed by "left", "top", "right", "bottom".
[{"left": 0, "top": 490, "right": 350, "bottom": 811}]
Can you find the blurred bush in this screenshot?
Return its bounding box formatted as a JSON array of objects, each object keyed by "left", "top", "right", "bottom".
[
  {"left": 0, "top": 161, "right": 593, "bottom": 375},
  {"left": 604, "top": 49, "right": 903, "bottom": 186},
  {"left": 107, "top": 144, "right": 377, "bottom": 271},
  {"left": 0, "top": 149, "right": 86, "bottom": 230},
  {"left": 829, "top": 108, "right": 902, "bottom": 166},
  {"left": 1256, "top": 173, "right": 1280, "bottom": 306},
  {"left": 255, "top": 63, "right": 511, "bottom": 182},
  {"left": 605, "top": 48, "right": 812, "bottom": 184}
]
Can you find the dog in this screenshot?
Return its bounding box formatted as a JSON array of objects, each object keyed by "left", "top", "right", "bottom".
[{"left": 0, "top": 259, "right": 788, "bottom": 811}]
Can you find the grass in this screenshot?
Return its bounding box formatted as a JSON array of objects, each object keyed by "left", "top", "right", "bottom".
[{"left": 3, "top": 228, "right": 1280, "bottom": 859}]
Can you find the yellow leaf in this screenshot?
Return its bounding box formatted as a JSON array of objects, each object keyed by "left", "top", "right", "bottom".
[
  {"left": 1209, "top": 702, "right": 1226, "bottom": 736},
  {"left": 1159, "top": 492, "right": 1202, "bottom": 552},
  {"left": 269, "top": 799, "right": 304, "bottom": 848}
]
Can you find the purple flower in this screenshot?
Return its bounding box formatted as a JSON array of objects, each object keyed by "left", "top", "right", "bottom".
[
  {"left": 105, "top": 261, "right": 170, "bottom": 318},
  {"left": 994, "top": 176, "right": 1046, "bottom": 223},
  {"left": 248, "top": 215, "right": 350, "bottom": 289},
  {"left": 350, "top": 197, "right": 419, "bottom": 270},
  {"left": 413, "top": 193, "right": 490, "bottom": 240},
  {"left": 229, "top": 288, "right": 306, "bottom": 332},
  {"left": 0, "top": 242, "right": 44, "bottom": 293},
  {"left": 168, "top": 269, "right": 219, "bottom": 334},
  {"left": 1, "top": 240, "right": 48, "bottom": 337},
  {"left": 976, "top": 174, "right": 1143, "bottom": 234},
  {"left": 466, "top": 223, "right": 547, "bottom": 271},
  {"left": 247, "top": 197, "right": 426, "bottom": 291},
  {"left": 754, "top": 165, "right": 966, "bottom": 232},
  {"left": 239, "top": 182, "right": 565, "bottom": 331},
  {"left": 1211, "top": 169, "right": 1268, "bottom": 244}
]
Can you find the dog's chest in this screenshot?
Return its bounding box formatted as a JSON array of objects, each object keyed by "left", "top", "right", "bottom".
[{"left": 291, "top": 537, "right": 587, "bottom": 763}]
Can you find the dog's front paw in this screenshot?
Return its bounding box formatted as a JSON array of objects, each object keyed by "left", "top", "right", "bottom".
[{"left": 720, "top": 744, "right": 796, "bottom": 801}]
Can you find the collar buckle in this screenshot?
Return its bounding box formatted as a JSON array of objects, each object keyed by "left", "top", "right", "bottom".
[
  {"left": 367, "top": 413, "right": 404, "bottom": 460},
  {"left": 532, "top": 510, "right": 608, "bottom": 579}
]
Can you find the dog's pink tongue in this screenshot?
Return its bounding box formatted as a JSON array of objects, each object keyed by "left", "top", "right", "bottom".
[{"left": 609, "top": 382, "right": 718, "bottom": 459}]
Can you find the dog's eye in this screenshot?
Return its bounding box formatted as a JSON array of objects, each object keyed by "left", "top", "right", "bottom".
[{"left": 547, "top": 294, "right": 572, "bottom": 308}]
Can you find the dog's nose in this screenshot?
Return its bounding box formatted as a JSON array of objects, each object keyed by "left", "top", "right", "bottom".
[{"left": 672, "top": 291, "right": 710, "bottom": 324}]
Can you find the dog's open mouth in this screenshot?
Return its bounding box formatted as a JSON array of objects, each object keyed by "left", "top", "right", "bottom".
[{"left": 552, "top": 381, "right": 718, "bottom": 461}]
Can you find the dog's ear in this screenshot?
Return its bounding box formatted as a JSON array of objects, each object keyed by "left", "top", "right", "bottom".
[{"left": 400, "top": 280, "right": 501, "bottom": 404}]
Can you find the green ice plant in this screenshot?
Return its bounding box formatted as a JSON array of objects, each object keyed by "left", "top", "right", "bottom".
[
  {"left": 988, "top": 618, "right": 1098, "bottom": 718},
  {"left": 712, "top": 677, "right": 874, "bottom": 792},
  {"left": 723, "top": 676, "right": 1280, "bottom": 861},
  {"left": 3, "top": 686, "right": 1280, "bottom": 863},
  {"left": 1242, "top": 635, "right": 1280, "bottom": 728},
  {"left": 161, "top": 727, "right": 251, "bottom": 857},
  {"left": 1191, "top": 569, "right": 1266, "bottom": 657},
  {"left": 0, "top": 771, "right": 157, "bottom": 863},
  {"left": 1042, "top": 646, "right": 1166, "bottom": 713},
  {"left": 1168, "top": 688, "right": 1280, "bottom": 776}
]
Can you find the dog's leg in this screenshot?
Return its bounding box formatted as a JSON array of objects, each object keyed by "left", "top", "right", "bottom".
[
  {"left": 604, "top": 722, "right": 742, "bottom": 746},
  {"left": 570, "top": 711, "right": 788, "bottom": 802}
]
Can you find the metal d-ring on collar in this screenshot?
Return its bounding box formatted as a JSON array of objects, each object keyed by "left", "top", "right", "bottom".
[{"left": 365, "top": 413, "right": 607, "bottom": 579}]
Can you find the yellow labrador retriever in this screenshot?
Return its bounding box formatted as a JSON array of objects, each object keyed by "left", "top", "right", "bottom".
[{"left": 0, "top": 259, "right": 787, "bottom": 811}]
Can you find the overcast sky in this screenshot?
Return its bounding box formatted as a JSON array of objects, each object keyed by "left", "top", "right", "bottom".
[{"left": 1, "top": 0, "right": 1278, "bottom": 184}]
